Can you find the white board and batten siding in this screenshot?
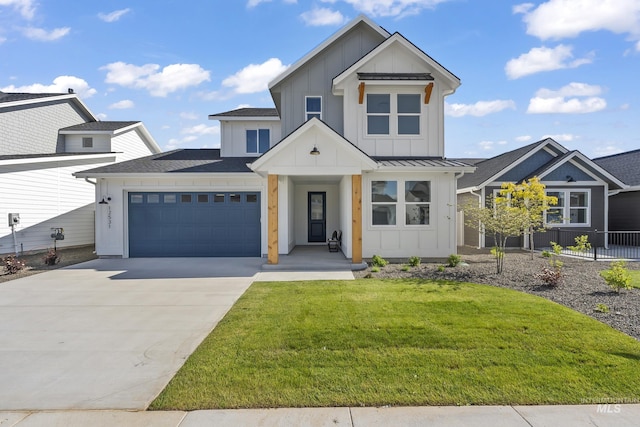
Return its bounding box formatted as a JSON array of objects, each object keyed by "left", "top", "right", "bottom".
[{"left": 219, "top": 121, "right": 282, "bottom": 158}]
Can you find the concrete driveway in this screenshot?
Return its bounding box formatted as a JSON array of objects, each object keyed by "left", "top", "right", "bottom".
[{"left": 0, "top": 257, "right": 262, "bottom": 411}]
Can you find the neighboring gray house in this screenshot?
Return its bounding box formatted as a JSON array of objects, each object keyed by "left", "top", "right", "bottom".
[
  {"left": 594, "top": 149, "right": 640, "bottom": 231},
  {"left": 0, "top": 91, "right": 161, "bottom": 254},
  {"left": 457, "top": 138, "right": 625, "bottom": 249},
  {"left": 76, "top": 15, "right": 475, "bottom": 264}
]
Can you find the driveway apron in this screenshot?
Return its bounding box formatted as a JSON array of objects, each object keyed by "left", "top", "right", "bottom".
[{"left": 0, "top": 257, "right": 261, "bottom": 411}]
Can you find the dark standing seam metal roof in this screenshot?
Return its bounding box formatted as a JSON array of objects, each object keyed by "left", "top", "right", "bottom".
[
  {"left": 374, "top": 157, "right": 474, "bottom": 168},
  {"left": 0, "top": 92, "right": 68, "bottom": 103},
  {"left": 456, "top": 140, "right": 550, "bottom": 189},
  {"left": 594, "top": 149, "right": 640, "bottom": 186},
  {"left": 209, "top": 107, "right": 279, "bottom": 118},
  {"left": 76, "top": 149, "right": 257, "bottom": 175},
  {"left": 357, "top": 72, "right": 434, "bottom": 81},
  {"left": 59, "top": 121, "right": 140, "bottom": 132}
]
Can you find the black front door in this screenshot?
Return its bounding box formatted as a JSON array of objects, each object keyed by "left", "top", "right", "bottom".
[{"left": 308, "top": 192, "right": 326, "bottom": 242}]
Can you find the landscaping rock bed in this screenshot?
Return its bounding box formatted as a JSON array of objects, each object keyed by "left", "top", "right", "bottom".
[{"left": 355, "top": 248, "right": 640, "bottom": 341}]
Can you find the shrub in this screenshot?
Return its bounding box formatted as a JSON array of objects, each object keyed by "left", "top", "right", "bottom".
[
  {"left": 371, "top": 255, "right": 388, "bottom": 268},
  {"left": 408, "top": 256, "right": 421, "bottom": 267},
  {"left": 536, "top": 265, "right": 563, "bottom": 286},
  {"left": 602, "top": 261, "right": 632, "bottom": 293},
  {"left": 595, "top": 303, "right": 610, "bottom": 314},
  {"left": 371, "top": 266, "right": 380, "bottom": 273},
  {"left": 541, "top": 250, "right": 551, "bottom": 258},
  {"left": 3, "top": 255, "right": 26, "bottom": 274},
  {"left": 43, "top": 249, "right": 60, "bottom": 266},
  {"left": 447, "top": 254, "right": 461, "bottom": 268},
  {"left": 401, "top": 265, "right": 410, "bottom": 272},
  {"left": 437, "top": 265, "right": 445, "bottom": 273},
  {"left": 568, "top": 235, "right": 591, "bottom": 253}
]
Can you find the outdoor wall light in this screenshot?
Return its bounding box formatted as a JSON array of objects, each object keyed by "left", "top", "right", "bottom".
[
  {"left": 99, "top": 196, "right": 111, "bottom": 205},
  {"left": 310, "top": 145, "right": 320, "bottom": 155},
  {"left": 566, "top": 175, "right": 575, "bottom": 182}
]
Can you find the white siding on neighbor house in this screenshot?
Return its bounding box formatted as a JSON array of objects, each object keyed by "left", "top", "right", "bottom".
[
  {"left": 94, "top": 175, "right": 265, "bottom": 257},
  {"left": 64, "top": 134, "right": 111, "bottom": 153},
  {"left": 361, "top": 171, "right": 457, "bottom": 259},
  {"left": 111, "top": 128, "right": 159, "bottom": 160},
  {"left": 220, "top": 121, "right": 282, "bottom": 157},
  {"left": 0, "top": 100, "right": 91, "bottom": 154},
  {"left": 0, "top": 157, "right": 115, "bottom": 254},
  {"left": 293, "top": 183, "right": 340, "bottom": 246}
]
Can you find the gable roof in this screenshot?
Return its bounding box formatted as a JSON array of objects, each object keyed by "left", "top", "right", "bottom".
[
  {"left": 268, "top": 15, "right": 390, "bottom": 90},
  {"left": 0, "top": 92, "right": 96, "bottom": 120},
  {"left": 457, "top": 138, "right": 626, "bottom": 191},
  {"left": 0, "top": 92, "right": 68, "bottom": 103},
  {"left": 74, "top": 149, "right": 255, "bottom": 177},
  {"left": 60, "top": 121, "right": 140, "bottom": 132},
  {"left": 333, "top": 32, "right": 460, "bottom": 93},
  {"left": 594, "top": 149, "right": 640, "bottom": 187}
]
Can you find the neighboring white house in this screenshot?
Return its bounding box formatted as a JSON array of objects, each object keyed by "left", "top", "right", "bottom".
[
  {"left": 0, "top": 91, "right": 161, "bottom": 255},
  {"left": 76, "top": 15, "right": 475, "bottom": 266}
]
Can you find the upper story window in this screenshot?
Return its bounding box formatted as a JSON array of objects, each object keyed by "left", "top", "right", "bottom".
[
  {"left": 545, "top": 190, "right": 590, "bottom": 226},
  {"left": 305, "top": 96, "right": 322, "bottom": 120},
  {"left": 82, "top": 137, "right": 93, "bottom": 148},
  {"left": 366, "top": 93, "right": 421, "bottom": 136},
  {"left": 246, "top": 129, "right": 270, "bottom": 154}
]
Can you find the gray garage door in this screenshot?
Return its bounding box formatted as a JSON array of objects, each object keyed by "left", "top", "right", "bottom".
[{"left": 128, "top": 192, "right": 261, "bottom": 257}]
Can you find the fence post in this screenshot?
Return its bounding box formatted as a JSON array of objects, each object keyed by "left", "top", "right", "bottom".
[{"left": 594, "top": 229, "right": 597, "bottom": 261}]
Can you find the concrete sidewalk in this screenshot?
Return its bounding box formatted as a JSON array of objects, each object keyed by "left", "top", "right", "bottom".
[{"left": 2, "top": 405, "right": 640, "bottom": 426}]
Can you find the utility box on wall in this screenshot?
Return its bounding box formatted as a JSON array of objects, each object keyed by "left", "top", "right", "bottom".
[{"left": 8, "top": 213, "right": 20, "bottom": 227}]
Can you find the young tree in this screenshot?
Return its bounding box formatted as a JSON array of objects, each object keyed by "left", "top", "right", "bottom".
[
  {"left": 464, "top": 177, "right": 557, "bottom": 273},
  {"left": 498, "top": 177, "right": 557, "bottom": 259}
]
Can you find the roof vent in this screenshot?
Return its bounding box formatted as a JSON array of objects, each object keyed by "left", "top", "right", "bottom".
[{"left": 68, "top": 88, "right": 74, "bottom": 94}]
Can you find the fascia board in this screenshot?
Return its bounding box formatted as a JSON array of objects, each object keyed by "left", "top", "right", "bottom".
[
  {"left": 73, "top": 172, "right": 257, "bottom": 179},
  {"left": 208, "top": 115, "right": 280, "bottom": 122},
  {"left": 0, "top": 153, "right": 116, "bottom": 167}
]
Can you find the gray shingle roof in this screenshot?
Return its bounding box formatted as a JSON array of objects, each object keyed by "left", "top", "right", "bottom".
[
  {"left": 209, "top": 108, "right": 279, "bottom": 118},
  {"left": 0, "top": 152, "right": 113, "bottom": 161},
  {"left": 594, "top": 149, "right": 640, "bottom": 186},
  {"left": 0, "top": 92, "right": 67, "bottom": 104},
  {"left": 456, "top": 140, "right": 547, "bottom": 189},
  {"left": 60, "top": 121, "right": 140, "bottom": 132},
  {"left": 76, "top": 149, "right": 257, "bottom": 175}
]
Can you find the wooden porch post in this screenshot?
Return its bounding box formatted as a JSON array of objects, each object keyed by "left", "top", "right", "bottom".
[
  {"left": 352, "top": 175, "right": 362, "bottom": 264},
  {"left": 268, "top": 174, "right": 279, "bottom": 264}
]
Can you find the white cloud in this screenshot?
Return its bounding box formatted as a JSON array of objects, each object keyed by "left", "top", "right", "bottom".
[
  {"left": 247, "top": 0, "right": 270, "bottom": 7},
  {"left": 445, "top": 99, "right": 516, "bottom": 117},
  {"left": 0, "top": 0, "right": 36, "bottom": 20},
  {"left": 102, "top": 62, "right": 210, "bottom": 97},
  {"left": 108, "top": 99, "right": 134, "bottom": 109},
  {"left": 505, "top": 45, "right": 593, "bottom": 79},
  {"left": 180, "top": 112, "right": 199, "bottom": 120},
  {"left": 324, "top": 0, "right": 450, "bottom": 18},
  {"left": 181, "top": 124, "right": 220, "bottom": 136},
  {"left": 593, "top": 145, "right": 624, "bottom": 157},
  {"left": 542, "top": 133, "right": 578, "bottom": 142},
  {"left": 23, "top": 26, "right": 70, "bottom": 41},
  {"left": 478, "top": 140, "right": 508, "bottom": 151},
  {"left": 527, "top": 83, "right": 607, "bottom": 114},
  {"left": 98, "top": 8, "right": 131, "bottom": 23},
  {"left": 512, "top": 3, "right": 534, "bottom": 14},
  {"left": 222, "top": 58, "right": 289, "bottom": 94},
  {"left": 515, "top": 135, "right": 532, "bottom": 142},
  {"left": 0, "top": 36, "right": 6, "bottom": 44},
  {"left": 1, "top": 75, "right": 97, "bottom": 98},
  {"left": 520, "top": 0, "right": 640, "bottom": 41},
  {"left": 301, "top": 7, "right": 346, "bottom": 26},
  {"left": 96, "top": 112, "right": 108, "bottom": 120}
]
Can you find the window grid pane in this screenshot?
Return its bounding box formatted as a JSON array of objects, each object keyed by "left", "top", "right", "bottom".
[
  {"left": 367, "top": 94, "right": 390, "bottom": 113},
  {"left": 406, "top": 204, "right": 429, "bottom": 225},
  {"left": 246, "top": 130, "right": 257, "bottom": 153},
  {"left": 258, "top": 129, "right": 270, "bottom": 153},
  {"left": 397, "top": 94, "right": 420, "bottom": 113},
  {"left": 398, "top": 116, "right": 420, "bottom": 135}
]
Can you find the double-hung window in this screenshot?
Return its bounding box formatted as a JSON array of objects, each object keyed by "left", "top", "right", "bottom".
[
  {"left": 366, "top": 93, "right": 421, "bottom": 136},
  {"left": 405, "top": 181, "right": 430, "bottom": 225},
  {"left": 371, "top": 180, "right": 397, "bottom": 225},
  {"left": 246, "top": 129, "right": 270, "bottom": 154},
  {"left": 545, "top": 190, "right": 589, "bottom": 225},
  {"left": 305, "top": 96, "right": 322, "bottom": 120}
]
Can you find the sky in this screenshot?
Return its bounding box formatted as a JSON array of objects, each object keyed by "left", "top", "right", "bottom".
[{"left": 1, "top": 0, "right": 639, "bottom": 159}]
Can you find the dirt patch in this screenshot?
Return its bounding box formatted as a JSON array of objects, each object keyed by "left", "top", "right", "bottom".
[{"left": 0, "top": 245, "right": 98, "bottom": 284}]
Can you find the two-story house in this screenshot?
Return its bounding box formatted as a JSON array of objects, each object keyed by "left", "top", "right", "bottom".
[
  {"left": 76, "top": 15, "right": 474, "bottom": 266},
  {"left": 0, "top": 91, "right": 161, "bottom": 254}
]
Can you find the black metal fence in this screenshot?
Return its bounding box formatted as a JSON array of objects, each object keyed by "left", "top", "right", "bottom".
[{"left": 533, "top": 229, "right": 640, "bottom": 261}]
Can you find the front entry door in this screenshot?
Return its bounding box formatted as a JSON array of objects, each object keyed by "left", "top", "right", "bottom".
[{"left": 308, "top": 192, "right": 326, "bottom": 242}]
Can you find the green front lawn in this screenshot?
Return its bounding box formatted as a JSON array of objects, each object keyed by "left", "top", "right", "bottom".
[{"left": 150, "top": 279, "right": 640, "bottom": 410}]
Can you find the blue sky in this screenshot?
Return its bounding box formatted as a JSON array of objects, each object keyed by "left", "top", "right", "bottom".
[{"left": 1, "top": 0, "right": 639, "bottom": 159}]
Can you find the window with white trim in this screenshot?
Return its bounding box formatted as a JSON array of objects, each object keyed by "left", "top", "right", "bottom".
[
  {"left": 545, "top": 190, "right": 589, "bottom": 226},
  {"left": 366, "top": 93, "right": 421, "bottom": 136},
  {"left": 82, "top": 137, "right": 93, "bottom": 148},
  {"left": 246, "top": 129, "right": 270, "bottom": 154},
  {"left": 371, "top": 179, "right": 431, "bottom": 226},
  {"left": 305, "top": 96, "right": 322, "bottom": 120}
]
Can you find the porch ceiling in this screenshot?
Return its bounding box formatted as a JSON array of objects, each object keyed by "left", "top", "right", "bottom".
[{"left": 289, "top": 174, "right": 343, "bottom": 184}]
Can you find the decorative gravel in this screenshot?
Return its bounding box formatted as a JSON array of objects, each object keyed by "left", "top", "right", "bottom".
[{"left": 355, "top": 250, "right": 640, "bottom": 341}]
